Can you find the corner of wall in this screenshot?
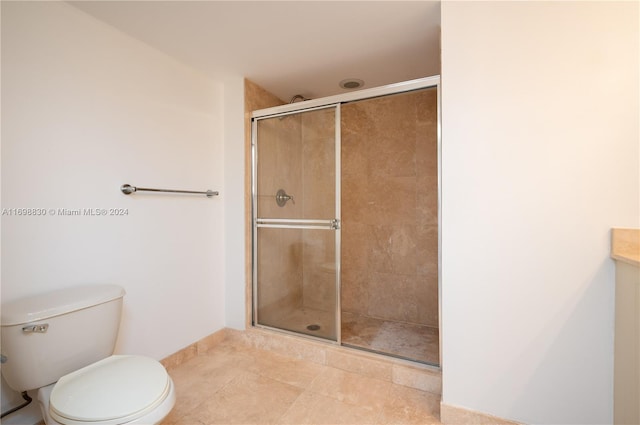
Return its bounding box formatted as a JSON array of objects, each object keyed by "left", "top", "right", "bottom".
[{"left": 223, "top": 76, "right": 247, "bottom": 330}]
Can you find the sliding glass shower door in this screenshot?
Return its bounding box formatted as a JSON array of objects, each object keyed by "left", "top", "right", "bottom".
[{"left": 252, "top": 105, "right": 340, "bottom": 341}]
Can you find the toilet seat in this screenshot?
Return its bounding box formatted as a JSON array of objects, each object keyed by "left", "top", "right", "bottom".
[{"left": 48, "top": 355, "right": 171, "bottom": 425}]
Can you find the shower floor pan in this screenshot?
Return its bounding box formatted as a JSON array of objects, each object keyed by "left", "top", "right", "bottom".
[
  {"left": 341, "top": 311, "right": 439, "bottom": 365},
  {"left": 258, "top": 307, "right": 439, "bottom": 365}
]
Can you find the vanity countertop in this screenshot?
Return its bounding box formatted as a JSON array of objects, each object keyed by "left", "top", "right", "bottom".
[{"left": 611, "top": 228, "right": 640, "bottom": 267}]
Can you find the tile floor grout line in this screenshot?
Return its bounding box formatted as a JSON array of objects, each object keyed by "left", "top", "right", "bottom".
[{"left": 273, "top": 388, "right": 307, "bottom": 425}]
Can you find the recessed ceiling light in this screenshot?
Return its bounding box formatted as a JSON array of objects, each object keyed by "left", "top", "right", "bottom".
[{"left": 339, "top": 79, "right": 364, "bottom": 90}]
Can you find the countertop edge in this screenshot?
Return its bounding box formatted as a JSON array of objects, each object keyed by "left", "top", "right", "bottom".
[{"left": 611, "top": 228, "right": 640, "bottom": 267}]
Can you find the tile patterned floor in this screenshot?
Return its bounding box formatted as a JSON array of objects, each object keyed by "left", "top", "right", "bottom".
[{"left": 161, "top": 339, "right": 442, "bottom": 425}]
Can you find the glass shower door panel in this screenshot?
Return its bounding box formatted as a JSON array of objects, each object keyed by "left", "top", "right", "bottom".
[
  {"left": 255, "top": 107, "right": 336, "bottom": 221},
  {"left": 256, "top": 227, "right": 337, "bottom": 340},
  {"left": 253, "top": 105, "right": 339, "bottom": 342}
]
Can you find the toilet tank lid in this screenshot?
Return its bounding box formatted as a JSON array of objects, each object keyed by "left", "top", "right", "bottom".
[{"left": 1, "top": 284, "right": 126, "bottom": 326}]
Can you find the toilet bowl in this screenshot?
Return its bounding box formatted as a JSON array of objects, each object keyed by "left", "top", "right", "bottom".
[
  {"left": 0, "top": 284, "right": 176, "bottom": 425},
  {"left": 37, "top": 355, "right": 176, "bottom": 425}
]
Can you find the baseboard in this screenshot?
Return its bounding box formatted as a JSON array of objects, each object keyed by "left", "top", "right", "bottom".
[
  {"left": 440, "top": 402, "right": 522, "bottom": 425},
  {"left": 160, "top": 328, "right": 228, "bottom": 370}
]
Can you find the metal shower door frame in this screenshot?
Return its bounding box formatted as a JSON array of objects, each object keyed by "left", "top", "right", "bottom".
[{"left": 251, "top": 103, "right": 342, "bottom": 344}]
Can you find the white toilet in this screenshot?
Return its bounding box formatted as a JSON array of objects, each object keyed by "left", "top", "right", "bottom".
[{"left": 0, "top": 284, "right": 175, "bottom": 425}]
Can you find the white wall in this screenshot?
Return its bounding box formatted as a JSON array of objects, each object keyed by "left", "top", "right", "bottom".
[
  {"left": 441, "top": 2, "right": 639, "bottom": 424},
  {"left": 1, "top": 0, "right": 226, "bottom": 363},
  {"left": 222, "top": 75, "right": 247, "bottom": 330}
]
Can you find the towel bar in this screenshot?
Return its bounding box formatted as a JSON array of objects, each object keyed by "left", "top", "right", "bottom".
[{"left": 120, "top": 184, "right": 218, "bottom": 198}]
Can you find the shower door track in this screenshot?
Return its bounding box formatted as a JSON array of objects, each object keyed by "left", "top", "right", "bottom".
[{"left": 251, "top": 76, "right": 440, "bottom": 120}]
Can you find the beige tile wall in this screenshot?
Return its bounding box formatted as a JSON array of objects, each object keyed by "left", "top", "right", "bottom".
[
  {"left": 301, "top": 108, "right": 337, "bottom": 312},
  {"left": 254, "top": 112, "right": 304, "bottom": 319},
  {"left": 341, "top": 89, "right": 439, "bottom": 327}
]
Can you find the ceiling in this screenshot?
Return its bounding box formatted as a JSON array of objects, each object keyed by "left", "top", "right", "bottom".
[{"left": 69, "top": 1, "right": 441, "bottom": 101}]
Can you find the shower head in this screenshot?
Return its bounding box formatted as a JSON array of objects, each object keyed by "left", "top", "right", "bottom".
[{"left": 289, "top": 94, "right": 308, "bottom": 103}]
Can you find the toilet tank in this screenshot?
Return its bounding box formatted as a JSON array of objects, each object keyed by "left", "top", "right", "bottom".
[{"left": 0, "top": 284, "right": 126, "bottom": 392}]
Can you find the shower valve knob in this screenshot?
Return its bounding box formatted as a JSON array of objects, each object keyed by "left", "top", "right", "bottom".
[{"left": 276, "top": 189, "right": 294, "bottom": 207}]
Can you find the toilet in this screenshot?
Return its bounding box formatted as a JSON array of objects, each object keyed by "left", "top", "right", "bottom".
[{"left": 0, "top": 284, "right": 175, "bottom": 425}]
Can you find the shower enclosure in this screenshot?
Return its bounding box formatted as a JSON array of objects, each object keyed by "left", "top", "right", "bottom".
[
  {"left": 252, "top": 105, "right": 341, "bottom": 341},
  {"left": 251, "top": 77, "right": 440, "bottom": 365}
]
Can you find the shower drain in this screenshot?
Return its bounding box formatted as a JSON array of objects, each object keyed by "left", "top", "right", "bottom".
[{"left": 306, "top": 324, "right": 321, "bottom": 331}]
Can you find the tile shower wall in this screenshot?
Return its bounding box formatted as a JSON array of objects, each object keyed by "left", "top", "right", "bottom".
[
  {"left": 256, "top": 114, "right": 304, "bottom": 317},
  {"left": 301, "top": 109, "right": 336, "bottom": 312},
  {"left": 341, "top": 89, "right": 439, "bottom": 328}
]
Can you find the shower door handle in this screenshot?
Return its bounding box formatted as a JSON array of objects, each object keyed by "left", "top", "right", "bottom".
[{"left": 256, "top": 218, "right": 340, "bottom": 230}]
